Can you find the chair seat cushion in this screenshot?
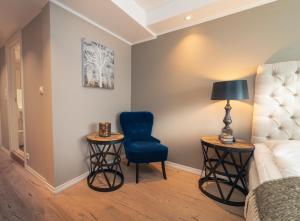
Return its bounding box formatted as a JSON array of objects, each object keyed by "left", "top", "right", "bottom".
[{"left": 125, "top": 141, "right": 168, "bottom": 163}]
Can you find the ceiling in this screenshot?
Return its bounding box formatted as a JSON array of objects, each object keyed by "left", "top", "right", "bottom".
[
  {"left": 0, "top": 0, "right": 48, "bottom": 47},
  {"left": 134, "top": 0, "right": 173, "bottom": 11},
  {"left": 0, "top": 0, "right": 277, "bottom": 47}
]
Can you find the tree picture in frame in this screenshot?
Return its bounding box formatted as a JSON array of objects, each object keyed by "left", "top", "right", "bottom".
[{"left": 82, "top": 38, "right": 114, "bottom": 89}]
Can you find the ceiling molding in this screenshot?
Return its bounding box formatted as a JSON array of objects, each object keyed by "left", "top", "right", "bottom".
[
  {"left": 49, "top": 0, "right": 133, "bottom": 45},
  {"left": 131, "top": 36, "right": 157, "bottom": 46},
  {"left": 151, "top": 0, "right": 278, "bottom": 36}
]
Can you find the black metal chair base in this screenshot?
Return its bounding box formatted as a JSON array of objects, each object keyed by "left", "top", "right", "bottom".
[
  {"left": 132, "top": 161, "right": 167, "bottom": 183},
  {"left": 199, "top": 177, "right": 247, "bottom": 206},
  {"left": 87, "top": 169, "right": 124, "bottom": 192}
]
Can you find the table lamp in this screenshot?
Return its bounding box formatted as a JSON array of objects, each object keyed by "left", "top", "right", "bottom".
[{"left": 211, "top": 80, "right": 249, "bottom": 142}]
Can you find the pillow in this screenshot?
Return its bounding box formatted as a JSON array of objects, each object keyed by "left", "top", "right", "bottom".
[{"left": 271, "top": 141, "right": 300, "bottom": 177}]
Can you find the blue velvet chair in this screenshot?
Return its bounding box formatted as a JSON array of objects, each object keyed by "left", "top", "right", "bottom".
[{"left": 120, "top": 112, "right": 168, "bottom": 183}]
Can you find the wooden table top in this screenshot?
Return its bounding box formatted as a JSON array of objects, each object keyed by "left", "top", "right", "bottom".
[
  {"left": 87, "top": 132, "right": 124, "bottom": 142},
  {"left": 201, "top": 136, "right": 254, "bottom": 150}
]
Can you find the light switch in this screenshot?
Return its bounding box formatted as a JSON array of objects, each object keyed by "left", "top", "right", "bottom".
[{"left": 39, "top": 86, "right": 44, "bottom": 95}]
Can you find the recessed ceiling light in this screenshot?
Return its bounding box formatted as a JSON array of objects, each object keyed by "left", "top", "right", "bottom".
[{"left": 185, "top": 15, "right": 192, "bottom": 20}]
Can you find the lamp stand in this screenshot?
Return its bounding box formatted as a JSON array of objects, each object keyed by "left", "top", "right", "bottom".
[{"left": 220, "top": 100, "right": 234, "bottom": 142}]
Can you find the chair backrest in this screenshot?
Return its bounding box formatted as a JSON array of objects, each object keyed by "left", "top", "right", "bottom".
[
  {"left": 120, "top": 112, "right": 154, "bottom": 141},
  {"left": 252, "top": 60, "right": 300, "bottom": 143}
]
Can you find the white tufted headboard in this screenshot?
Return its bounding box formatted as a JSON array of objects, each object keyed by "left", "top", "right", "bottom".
[{"left": 252, "top": 61, "right": 300, "bottom": 143}]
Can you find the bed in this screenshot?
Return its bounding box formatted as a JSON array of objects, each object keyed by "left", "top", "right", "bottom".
[{"left": 245, "top": 61, "right": 300, "bottom": 221}]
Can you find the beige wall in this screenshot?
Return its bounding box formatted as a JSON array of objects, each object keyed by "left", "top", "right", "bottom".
[
  {"left": 0, "top": 47, "right": 9, "bottom": 149},
  {"left": 49, "top": 3, "right": 131, "bottom": 186},
  {"left": 22, "top": 3, "right": 55, "bottom": 185},
  {"left": 132, "top": 0, "right": 300, "bottom": 169}
]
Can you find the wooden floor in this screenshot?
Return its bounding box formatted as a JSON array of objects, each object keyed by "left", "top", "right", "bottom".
[{"left": 0, "top": 150, "right": 244, "bottom": 221}]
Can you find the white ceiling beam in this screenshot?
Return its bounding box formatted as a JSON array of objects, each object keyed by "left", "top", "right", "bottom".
[
  {"left": 146, "top": 0, "right": 217, "bottom": 25},
  {"left": 111, "top": 0, "right": 147, "bottom": 26},
  {"left": 111, "top": 0, "right": 157, "bottom": 38}
]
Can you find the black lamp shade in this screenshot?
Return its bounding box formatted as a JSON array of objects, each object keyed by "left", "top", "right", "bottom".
[{"left": 211, "top": 80, "right": 249, "bottom": 100}]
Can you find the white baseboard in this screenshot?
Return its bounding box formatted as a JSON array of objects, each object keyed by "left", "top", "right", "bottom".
[
  {"left": 166, "top": 161, "right": 202, "bottom": 175},
  {"left": 53, "top": 161, "right": 201, "bottom": 193},
  {"left": 25, "top": 165, "right": 55, "bottom": 192},
  {"left": 25, "top": 165, "right": 89, "bottom": 194},
  {"left": 166, "top": 161, "right": 230, "bottom": 181},
  {"left": 54, "top": 171, "right": 89, "bottom": 194},
  {"left": 0, "top": 145, "right": 10, "bottom": 155},
  {"left": 24, "top": 158, "right": 203, "bottom": 194}
]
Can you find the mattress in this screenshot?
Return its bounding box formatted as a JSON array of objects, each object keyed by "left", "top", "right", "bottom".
[
  {"left": 245, "top": 140, "right": 300, "bottom": 220},
  {"left": 248, "top": 142, "right": 283, "bottom": 190}
]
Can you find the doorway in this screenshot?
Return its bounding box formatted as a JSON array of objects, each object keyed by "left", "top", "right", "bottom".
[{"left": 6, "top": 34, "right": 26, "bottom": 166}]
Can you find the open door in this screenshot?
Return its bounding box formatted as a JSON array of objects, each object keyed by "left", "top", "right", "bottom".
[{"left": 6, "top": 34, "right": 26, "bottom": 166}]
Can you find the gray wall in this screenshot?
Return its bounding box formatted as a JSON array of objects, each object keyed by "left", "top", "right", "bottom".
[
  {"left": 22, "top": 4, "right": 55, "bottom": 185},
  {"left": 49, "top": 3, "right": 131, "bottom": 186},
  {"left": 132, "top": 0, "right": 300, "bottom": 169},
  {"left": 0, "top": 47, "right": 9, "bottom": 149}
]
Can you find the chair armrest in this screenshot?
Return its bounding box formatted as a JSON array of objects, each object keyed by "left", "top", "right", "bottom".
[{"left": 149, "top": 136, "right": 161, "bottom": 143}]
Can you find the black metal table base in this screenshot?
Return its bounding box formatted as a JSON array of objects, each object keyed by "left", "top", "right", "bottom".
[
  {"left": 199, "top": 141, "right": 254, "bottom": 206},
  {"left": 87, "top": 140, "right": 124, "bottom": 192},
  {"left": 87, "top": 169, "right": 124, "bottom": 192},
  {"left": 199, "top": 177, "right": 247, "bottom": 206}
]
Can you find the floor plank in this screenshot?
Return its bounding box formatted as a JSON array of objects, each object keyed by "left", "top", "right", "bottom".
[{"left": 0, "top": 150, "right": 244, "bottom": 221}]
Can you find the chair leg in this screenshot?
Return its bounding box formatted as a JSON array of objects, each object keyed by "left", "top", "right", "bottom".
[
  {"left": 136, "top": 163, "right": 139, "bottom": 183},
  {"left": 162, "top": 161, "right": 167, "bottom": 180},
  {"left": 127, "top": 160, "right": 130, "bottom": 166}
]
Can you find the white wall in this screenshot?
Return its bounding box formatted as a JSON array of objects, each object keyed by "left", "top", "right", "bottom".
[
  {"left": 132, "top": 0, "right": 300, "bottom": 169},
  {"left": 49, "top": 3, "right": 131, "bottom": 187},
  {"left": 22, "top": 4, "right": 55, "bottom": 185}
]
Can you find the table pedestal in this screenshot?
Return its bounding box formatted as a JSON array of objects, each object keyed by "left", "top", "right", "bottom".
[
  {"left": 87, "top": 133, "right": 124, "bottom": 192},
  {"left": 199, "top": 136, "right": 254, "bottom": 206}
]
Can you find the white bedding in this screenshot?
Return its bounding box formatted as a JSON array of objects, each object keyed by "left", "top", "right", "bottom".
[
  {"left": 249, "top": 142, "right": 283, "bottom": 190},
  {"left": 250, "top": 140, "right": 300, "bottom": 190},
  {"left": 245, "top": 140, "right": 300, "bottom": 220}
]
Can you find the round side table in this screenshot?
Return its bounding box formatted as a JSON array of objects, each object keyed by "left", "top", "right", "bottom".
[
  {"left": 199, "top": 136, "right": 254, "bottom": 206},
  {"left": 86, "top": 132, "right": 124, "bottom": 192}
]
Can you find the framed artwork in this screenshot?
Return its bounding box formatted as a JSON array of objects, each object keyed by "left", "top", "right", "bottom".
[{"left": 81, "top": 38, "right": 114, "bottom": 89}]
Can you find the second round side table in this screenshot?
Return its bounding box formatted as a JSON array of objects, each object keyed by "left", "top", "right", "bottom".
[
  {"left": 86, "top": 132, "right": 124, "bottom": 192},
  {"left": 199, "top": 136, "right": 254, "bottom": 206}
]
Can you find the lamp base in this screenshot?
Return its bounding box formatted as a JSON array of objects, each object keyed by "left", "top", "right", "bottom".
[
  {"left": 219, "top": 100, "right": 235, "bottom": 144},
  {"left": 219, "top": 132, "right": 235, "bottom": 144}
]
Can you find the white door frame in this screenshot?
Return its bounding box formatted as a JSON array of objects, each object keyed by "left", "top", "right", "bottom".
[{"left": 5, "top": 31, "right": 27, "bottom": 166}]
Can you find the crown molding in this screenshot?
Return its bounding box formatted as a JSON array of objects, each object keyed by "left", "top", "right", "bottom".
[
  {"left": 49, "top": 0, "right": 133, "bottom": 46},
  {"left": 131, "top": 36, "right": 157, "bottom": 46}
]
